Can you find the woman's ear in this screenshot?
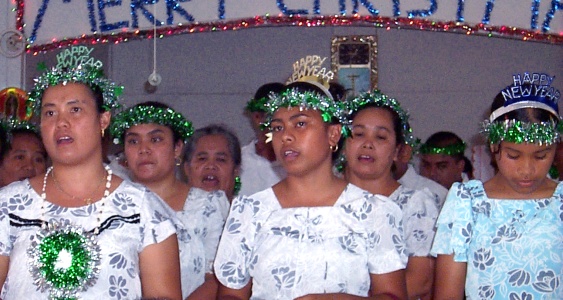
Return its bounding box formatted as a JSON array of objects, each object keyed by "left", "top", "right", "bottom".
[
  {"left": 489, "top": 143, "right": 499, "bottom": 155},
  {"left": 174, "top": 140, "right": 185, "bottom": 158},
  {"left": 100, "top": 111, "right": 111, "bottom": 131},
  {"left": 328, "top": 124, "right": 342, "bottom": 147},
  {"left": 396, "top": 143, "right": 413, "bottom": 163}
]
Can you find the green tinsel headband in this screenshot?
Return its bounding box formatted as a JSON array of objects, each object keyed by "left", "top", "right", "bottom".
[
  {"left": 1, "top": 117, "right": 39, "bottom": 143},
  {"left": 481, "top": 119, "right": 561, "bottom": 145},
  {"left": 110, "top": 105, "right": 194, "bottom": 144},
  {"left": 246, "top": 96, "right": 268, "bottom": 112},
  {"left": 262, "top": 88, "right": 346, "bottom": 133},
  {"left": 344, "top": 89, "right": 417, "bottom": 145},
  {"left": 27, "top": 65, "right": 124, "bottom": 117},
  {"left": 419, "top": 141, "right": 466, "bottom": 155}
]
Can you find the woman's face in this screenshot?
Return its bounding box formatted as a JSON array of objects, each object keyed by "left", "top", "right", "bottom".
[
  {"left": 0, "top": 133, "right": 47, "bottom": 187},
  {"left": 344, "top": 107, "right": 399, "bottom": 182},
  {"left": 184, "top": 134, "right": 238, "bottom": 197},
  {"left": 269, "top": 107, "right": 340, "bottom": 176},
  {"left": 493, "top": 141, "right": 556, "bottom": 197},
  {"left": 123, "top": 123, "right": 182, "bottom": 183},
  {"left": 40, "top": 83, "right": 110, "bottom": 166}
]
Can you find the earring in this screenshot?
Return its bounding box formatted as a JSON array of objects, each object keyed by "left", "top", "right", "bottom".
[
  {"left": 233, "top": 176, "right": 241, "bottom": 196},
  {"left": 175, "top": 157, "right": 182, "bottom": 166},
  {"left": 330, "top": 144, "right": 339, "bottom": 153},
  {"left": 101, "top": 129, "right": 105, "bottom": 138}
]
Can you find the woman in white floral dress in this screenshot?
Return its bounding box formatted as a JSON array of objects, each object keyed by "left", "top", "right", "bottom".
[
  {"left": 214, "top": 80, "right": 408, "bottom": 300},
  {"left": 111, "top": 101, "right": 230, "bottom": 299},
  {"left": 0, "top": 66, "right": 182, "bottom": 299},
  {"left": 341, "top": 91, "right": 440, "bottom": 300}
]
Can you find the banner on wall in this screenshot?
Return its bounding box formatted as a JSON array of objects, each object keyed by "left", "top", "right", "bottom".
[{"left": 15, "top": 0, "right": 563, "bottom": 51}]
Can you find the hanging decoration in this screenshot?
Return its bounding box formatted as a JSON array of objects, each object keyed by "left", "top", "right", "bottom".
[{"left": 147, "top": 2, "right": 162, "bottom": 89}]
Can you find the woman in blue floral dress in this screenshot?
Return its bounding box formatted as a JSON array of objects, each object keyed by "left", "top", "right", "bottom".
[
  {"left": 431, "top": 72, "right": 563, "bottom": 299},
  {"left": 214, "top": 78, "right": 408, "bottom": 299}
]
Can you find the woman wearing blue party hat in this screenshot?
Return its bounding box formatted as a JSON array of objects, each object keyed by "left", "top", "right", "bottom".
[{"left": 431, "top": 72, "right": 563, "bottom": 299}]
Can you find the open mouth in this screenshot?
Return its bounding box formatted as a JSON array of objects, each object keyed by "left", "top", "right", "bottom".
[{"left": 56, "top": 136, "right": 73, "bottom": 145}]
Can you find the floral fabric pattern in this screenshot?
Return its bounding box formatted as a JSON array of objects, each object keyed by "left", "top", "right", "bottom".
[
  {"left": 431, "top": 180, "right": 563, "bottom": 299},
  {"left": 214, "top": 184, "right": 407, "bottom": 300},
  {"left": 389, "top": 185, "right": 439, "bottom": 257},
  {"left": 0, "top": 179, "right": 177, "bottom": 299},
  {"left": 176, "top": 187, "right": 229, "bottom": 298}
]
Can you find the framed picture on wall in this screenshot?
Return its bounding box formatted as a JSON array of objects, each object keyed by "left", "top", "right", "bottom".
[{"left": 331, "top": 35, "right": 378, "bottom": 97}]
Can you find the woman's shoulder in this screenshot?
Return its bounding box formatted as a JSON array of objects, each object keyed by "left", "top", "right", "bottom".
[
  {"left": 110, "top": 180, "right": 167, "bottom": 210},
  {"left": 342, "top": 183, "right": 402, "bottom": 214},
  {"left": 0, "top": 179, "right": 36, "bottom": 199},
  {"left": 448, "top": 179, "right": 486, "bottom": 198},
  {"left": 112, "top": 180, "right": 151, "bottom": 199},
  {"left": 454, "top": 179, "right": 485, "bottom": 189},
  {"left": 185, "top": 187, "right": 230, "bottom": 214},
  {"left": 230, "top": 187, "right": 277, "bottom": 213},
  {"left": 0, "top": 180, "right": 38, "bottom": 213},
  {"left": 553, "top": 180, "right": 563, "bottom": 198},
  {"left": 394, "top": 185, "right": 440, "bottom": 212}
]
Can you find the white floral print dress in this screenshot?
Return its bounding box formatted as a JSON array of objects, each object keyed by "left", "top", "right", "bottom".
[
  {"left": 176, "top": 187, "right": 229, "bottom": 298},
  {"left": 389, "top": 185, "right": 439, "bottom": 257},
  {"left": 0, "top": 179, "right": 177, "bottom": 299},
  {"left": 214, "top": 183, "right": 407, "bottom": 300}
]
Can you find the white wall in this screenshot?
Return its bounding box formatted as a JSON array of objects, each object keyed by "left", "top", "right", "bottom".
[
  {"left": 106, "top": 27, "right": 562, "bottom": 147},
  {"left": 0, "top": 0, "right": 24, "bottom": 89},
  {"left": 18, "top": 23, "right": 563, "bottom": 163}
]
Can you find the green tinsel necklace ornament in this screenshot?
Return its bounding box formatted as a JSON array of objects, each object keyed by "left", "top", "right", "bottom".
[{"left": 27, "top": 166, "right": 111, "bottom": 299}]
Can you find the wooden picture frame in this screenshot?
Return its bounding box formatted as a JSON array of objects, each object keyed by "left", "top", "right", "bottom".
[{"left": 331, "top": 35, "right": 378, "bottom": 97}]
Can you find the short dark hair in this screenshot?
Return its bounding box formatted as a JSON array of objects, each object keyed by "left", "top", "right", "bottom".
[
  {"left": 423, "top": 131, "right": 466, "bottom": 161},
  {"left": 183, "top": 124, "right": 241, "bottom": 168},
  {"left": 253, "top": 82, "right": 285, "bottom": 100}
]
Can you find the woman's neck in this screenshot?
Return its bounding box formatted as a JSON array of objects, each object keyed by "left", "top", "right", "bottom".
[
  {"left": 137, "top": 174, "right": 190, "bottom": 211},
  {"left": 347, "top": 172, "right": 400, "bottom": 197},
  {"left": 484, "top": 173, "right": 557, "bottom": 200},
  {"left": 276, "top": 163, "right": 346, "bottom": 208},
  {"left": 50, "top": 160, "right": 108, "bottom": 186}
]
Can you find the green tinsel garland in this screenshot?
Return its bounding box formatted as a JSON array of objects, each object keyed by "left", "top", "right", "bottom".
[
  {"left": 110, "top": 105, "right": 194, "bottom": 144},
  {"left": 245, "top": 96, "right": 268, "bottom": 112},
  {"left": 419, "top": 141, "right": 467, "bottom": 155},
  {"left": 343, "top": 89, "right": 417, "bottom": 146},
  {"left": 262, "top": 88, "right": 346, "bottom": 133},
  {"left": 27, "top": 65, "right": 123, "bottom": 117},
  {"left": 482, "top": 119, "right": 560, "bottom": 145}
]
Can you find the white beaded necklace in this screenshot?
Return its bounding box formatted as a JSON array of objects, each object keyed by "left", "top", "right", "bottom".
[{"left": 41, "top": 165, "right": 113, "bottom": 235}]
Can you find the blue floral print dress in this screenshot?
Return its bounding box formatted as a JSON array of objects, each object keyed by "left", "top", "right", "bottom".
[
  {"left": 214, "top": 183, "right": 407, "bottom": 300},
  {"left": 431, "top": 180, "right": 563, "bottom": 299},
  {"left": 0, "top": 179, "right": 177, "bottom": 300}
]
